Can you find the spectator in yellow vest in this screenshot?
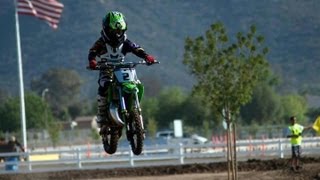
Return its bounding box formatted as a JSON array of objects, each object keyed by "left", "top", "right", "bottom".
[{"left": 286, "top": 116, "right": 312, "bottom": 171}]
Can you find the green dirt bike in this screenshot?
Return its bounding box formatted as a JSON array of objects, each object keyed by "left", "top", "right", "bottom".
[{"left": 89, "top": 60, "right": 159, "bottom": 155}]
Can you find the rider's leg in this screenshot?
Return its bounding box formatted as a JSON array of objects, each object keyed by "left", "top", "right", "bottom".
[
  {"left": 96, "top": 92, "right": 108, "bottom": 128},
  {"left": 96, "top": 71, "right": 112, "bottom": 128}
]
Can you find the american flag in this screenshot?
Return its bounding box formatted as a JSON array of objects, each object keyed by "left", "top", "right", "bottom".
[{"left": 17, "top": 0, "right": 64, "bottom": 29}]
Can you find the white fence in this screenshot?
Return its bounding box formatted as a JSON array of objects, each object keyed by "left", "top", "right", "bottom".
[{"left": 0, "top": 137, "right": 319, "bottom": 174}]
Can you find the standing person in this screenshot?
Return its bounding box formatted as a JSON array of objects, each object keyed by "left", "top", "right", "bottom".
[
  {"left": 87, "top": 11, "right": 156, "bottom": 132},
  {"left": 7, "top": 136, "right": 25, "bottom": 153},
  {"left": 4, "top": 136, "right": 25, "bottom": 171},
  {"left": 0, "top": 137, "right": 6, "bottom": 162},
  {"left": 286, "top": 116, "right": 311, "bottom": 171}
]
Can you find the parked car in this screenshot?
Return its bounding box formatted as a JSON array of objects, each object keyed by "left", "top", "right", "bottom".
[{"left": 156, "top": 131, "right": 174, "bottom": 139}]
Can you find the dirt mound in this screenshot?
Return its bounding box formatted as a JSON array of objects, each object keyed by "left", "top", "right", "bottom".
[{"left": 1, "top": 157, "right": 320, "bottom": 180}]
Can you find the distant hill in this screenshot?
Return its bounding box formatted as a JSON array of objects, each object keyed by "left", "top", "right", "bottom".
[{"left": 1, "top": 0, "right": 320, "bottom": 99}]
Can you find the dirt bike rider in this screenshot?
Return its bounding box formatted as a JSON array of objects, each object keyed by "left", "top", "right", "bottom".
[{"left": 88, "top": 11, "right": 156, "bottom": 131}]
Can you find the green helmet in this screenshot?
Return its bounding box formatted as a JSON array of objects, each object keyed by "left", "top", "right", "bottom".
[
  {"left": 105, "top": 11, "right": 126, "bottom": 30},
  {"left": 102, "top": 11, "right": 127, "bottom": 46}
]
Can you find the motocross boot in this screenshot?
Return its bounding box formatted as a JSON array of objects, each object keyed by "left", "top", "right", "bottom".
[{"left": 96, "top": 95, "right": 108, "bottom": 134}]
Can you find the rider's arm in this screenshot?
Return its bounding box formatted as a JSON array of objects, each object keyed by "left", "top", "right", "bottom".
[
  {"left": 88, "top": 37, "right": 105, "bottom": 61},
  {"left": 123, "top": 39, "right": 148, "bottom": 59}
]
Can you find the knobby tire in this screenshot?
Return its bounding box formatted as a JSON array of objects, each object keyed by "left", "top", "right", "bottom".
[
  {"left": 128, "top": 110, "right": 144, "bottom": 155},
  {"left": 103, "top": 127, "right": 119, "bottom": 154}
]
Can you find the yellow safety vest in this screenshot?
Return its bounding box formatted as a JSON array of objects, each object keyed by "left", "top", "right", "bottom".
[{"left": 288, "top": 124, "right": 304, "bottom": 145}]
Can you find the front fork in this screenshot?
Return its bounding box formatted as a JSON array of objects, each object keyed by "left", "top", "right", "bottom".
[
  {"left": 118, "top": 88, "right": 145, "bottom": 137},
  {"left": 133, "top": 91, "right": 145, "bottom": 131}
]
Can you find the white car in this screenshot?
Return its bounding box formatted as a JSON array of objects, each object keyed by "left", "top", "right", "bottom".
[{"left": 156, "top": 131, "right": 174, "bottom": 139}]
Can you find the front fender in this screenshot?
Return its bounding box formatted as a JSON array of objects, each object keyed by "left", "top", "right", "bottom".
[{"left": 122, "top": 82, "right": 144, "bottom": 101}]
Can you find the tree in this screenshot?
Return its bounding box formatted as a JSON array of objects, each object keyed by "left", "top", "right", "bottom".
[
  {"left": 183, "top": 22, "right": 270, "bottom": 180},
  {"left": 183, "top": 22, "right": 270, "bottom": 119},
  {"left": 141, "top": 97, "right": 159, "bottom": 134},
  {"left": 25, "top": 92, "right": 52, "bottom": 129},
  {"left": 146, "top": 117, "right": 158, "bottom": 138},
  {"left": 155, "top": 87, "right": 187, "bottom": 129},
  {"left": 68, "top": 100, "right": 91, "bottom": 120},
  {"left": 47, "top": 120, "right": 61, "bottom": 148},
  {"left": 306, "top": 107, "right": 320, "bottom": 123},
  {"left": 281, "top": 94, "right": 308, "bottom": 124},
  {"left": 240, "top": 82, "right": 283, "bottom": 125},
  {"left": 179, "top": 95, "right": 216, "bottom": 135},
  {"left": 31, "top": 68, "right": 83, "bottom": 121},
  {"left": 0, "top": 97, "right": 20, "bottom": 132},
  {"left": 0, "top": 92, "right": 54, "bottom": 132}
]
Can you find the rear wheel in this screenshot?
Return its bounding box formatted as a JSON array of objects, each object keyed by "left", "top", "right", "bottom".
[
  {"left": 102, "top": 126, "right": 120, "bottom": 154},
  {"left": 127, "top": 110, "right": 144, "bottom": 155}
]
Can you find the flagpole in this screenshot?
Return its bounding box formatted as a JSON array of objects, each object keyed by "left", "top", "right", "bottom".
[{"left": 14, "top": 0, "right": 27, "bottom": 150}]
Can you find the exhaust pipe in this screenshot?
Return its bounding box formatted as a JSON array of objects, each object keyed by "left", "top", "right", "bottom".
[{"left": 109, "top": 102, "right": 125, "bottom": 126}]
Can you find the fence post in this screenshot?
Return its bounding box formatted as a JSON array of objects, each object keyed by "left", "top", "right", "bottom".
[
  {"left": 129, "top": 148, "right": 134, "bottom": 167},
  {"left": 77, "top": 148, "right": 82, "bottom": 168},
  {"left": 179, "top": 143, "right": 184, "bottom": 164},
  {"left": 26, "top": 151, "right": 32, "bottom": 171},
  {"left": 278, "top": 139, "right": 283, "bottom": 158},
  {"left": 261, "top": 135, "right": 265, "bottom": 157}
]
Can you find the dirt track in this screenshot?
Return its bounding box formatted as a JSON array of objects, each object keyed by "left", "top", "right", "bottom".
[{"left": 0, "top": 157, "right": 320, "bottom": 180}]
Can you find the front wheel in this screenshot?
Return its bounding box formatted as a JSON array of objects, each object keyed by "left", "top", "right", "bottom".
[
  {"left": 127, "top": 110, "right": 144, "bottom": 155},
  {"left": 102, "top": 126, "right": 120, "bottom": 154}
]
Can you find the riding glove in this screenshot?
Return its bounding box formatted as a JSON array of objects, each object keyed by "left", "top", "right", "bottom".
[
  {"left": 145, "top": 55, "right": 155, "bottom": 65},
  {"left": 89, "top": 59, "right": 97, "bottom": 69}
]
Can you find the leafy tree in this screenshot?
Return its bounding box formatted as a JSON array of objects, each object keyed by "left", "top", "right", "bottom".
[
  {"left": 246, "top": 121, "right": 260, "bottom": 139},
  {"left": 183, "top": 22, "right": 270, "bottom": 177},
  {"left": 306, "top": 107, "right": 320, "bottom": 123},
  {"left": 0, "top": 92, "right": 54, "bottom": 132},
  {"left": 0, "top": 97, "right": 20, "bottom": 132},
  {"left": 142, "top": 87, "right": 219, "bottom": 137},
  {"left": 281, "top": 94, "right": 308, "bottom": 124},
  {"left": 141, "top": 97, "right": 159, "bottom": 135},
  {"left": 202, "top": 119, "right": 213, "bottom": 139},
  {"left": 30, "top": 68, "right": 83, "bottom": 121},
  {"left": 90, "top": 128, "right": 100, "bottom": 142},
  {"left": 179, "top": 95, "right": 216, "bottom": 131},
  {"left": 68, "top": 100, "right": 91, "bottom": 120},
  {"left": 183, "top": 22, "right": 270, "bottom": 123},
  {"left": 146, "top": 117, "right": 158, "bottom": 138},
  {"left": 47, "top": 120, "right": 61, "bottom": 148},
  {"left": 240, "top": 82, "right": 283, "bottom": 125},
  {"left": 141, "top": 97, "right": 159, "bottom": 123},
  {"left": 25, "top": 92, "right": 52, "bottom": 129},
  {"left": 155, "top": 87, "right": 187, "bottom": 129}
]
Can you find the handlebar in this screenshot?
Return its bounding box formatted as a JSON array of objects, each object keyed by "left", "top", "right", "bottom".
[{"left": 87, "top": 60, "right": 160, "bottom": 70}]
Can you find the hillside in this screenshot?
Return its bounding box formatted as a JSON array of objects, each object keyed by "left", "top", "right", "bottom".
[{"left": 1, "top": 0, "right": 320, "bottom": 99}]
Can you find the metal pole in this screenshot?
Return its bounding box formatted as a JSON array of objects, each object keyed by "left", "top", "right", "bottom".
[
  {"left": 42, "top": 88, "right": 49, "bottom": 129},
  {"left": 14, "top": 0, "right": 27, "bottom": 150},
  {"left": 41, "top": 88, "right": 49, "bottom": 101},
  {"left": 179, "top": 143, "right": 184, "bottom": 164}
]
